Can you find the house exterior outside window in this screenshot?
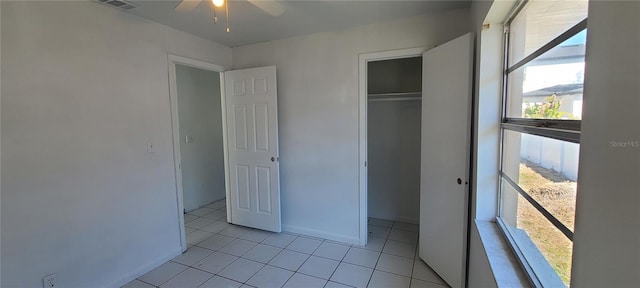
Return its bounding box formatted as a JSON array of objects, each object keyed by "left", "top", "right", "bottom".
[{"left": 497, "top": 0, "right": 588, "bottom": 286}]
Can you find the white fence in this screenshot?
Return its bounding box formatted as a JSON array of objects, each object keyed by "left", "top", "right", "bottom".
[{"left": 520, "top": 134, "right": 579, "bottom": 181}]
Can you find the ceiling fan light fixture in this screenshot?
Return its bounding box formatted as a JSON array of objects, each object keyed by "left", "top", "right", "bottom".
[{"left": 212, "top": 0, "right": 224, "bottom": 8}]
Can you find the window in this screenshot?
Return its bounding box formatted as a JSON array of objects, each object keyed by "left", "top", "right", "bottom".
[{"left": 498, "top": 0, "right": 588, "bottom": 287}]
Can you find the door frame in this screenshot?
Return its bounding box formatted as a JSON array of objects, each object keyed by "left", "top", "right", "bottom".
[
  {"left": 357, "top": 47, "right": 425, "bottom": 246},
  {"left": 167, "top": 54, "right": 229, "bottom": 252}
]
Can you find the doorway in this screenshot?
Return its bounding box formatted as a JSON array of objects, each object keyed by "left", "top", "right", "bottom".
[
  {"left": 168, "top": 55, "right": 228, "bottom": 251},
  {"left": 364, "top": 55, "right": 423, "bottom": 256},
  {"left": 357, "top": 35, "right": 473, "bottom": 287},
  {"left": 357, "top": 47, "right": 425, "bottom": 246},
  {"left": 367, "top": 56, "right": 422, "bottom": 225}
]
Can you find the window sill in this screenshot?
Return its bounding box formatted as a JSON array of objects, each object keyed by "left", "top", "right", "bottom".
[{"left": 474, "top": 220, "right": 531, "bottom": 287}]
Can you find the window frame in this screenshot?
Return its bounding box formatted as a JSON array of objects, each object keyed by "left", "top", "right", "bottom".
[{"left": 497, "top": 1, "right": 587, "bottom": 286}]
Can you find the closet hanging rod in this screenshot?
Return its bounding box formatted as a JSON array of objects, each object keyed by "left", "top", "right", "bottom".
[
  {"left": 367, "top": 92, "right": 421, "bottom": 98},
  {"left": 368, "top": 92, "right": 421, "bottom": 102},
  {"left": 368, "top": 97, "right": 422, "bottom": 102}
]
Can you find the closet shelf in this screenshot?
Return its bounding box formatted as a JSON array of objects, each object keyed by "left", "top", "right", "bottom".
[{"left": 368, "top": 92, "right": 421, "bottom": 102}]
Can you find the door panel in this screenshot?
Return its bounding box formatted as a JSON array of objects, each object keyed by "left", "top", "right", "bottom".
[
  {"left": 233, "top": 105, "right": 249, "bottom": 150},
  {"left": 236, "top": 165, "right": 251, "bottom": 211},
  {"left": 419, "top": 33, "right": 473, "bottom": 288},
  {"left": 256, "top": 166, "right": 272, "bottom": 214},
  {"left": 254, "top": 104, "right": 270, "bottom": 152},
  {"left": 225, "top": 66, "right": 281, "bottom": 232}
]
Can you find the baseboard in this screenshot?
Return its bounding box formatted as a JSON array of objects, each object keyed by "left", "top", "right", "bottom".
[
  {"left": 105, "top": 246, "right": 182, "bottom": 288},
  {"left": 186, "top": 196, "right": 226, "bottom": 213},
  {"left": 283, "top": 224, "right": 360, "bottom": 245},
  {"left": 368, "top": 213, "right": 419, "bottom": 224}
]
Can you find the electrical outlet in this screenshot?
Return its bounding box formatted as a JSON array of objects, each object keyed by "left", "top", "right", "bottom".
[{"left": 43, "top": 273, "right": 56, "bottom": 288}]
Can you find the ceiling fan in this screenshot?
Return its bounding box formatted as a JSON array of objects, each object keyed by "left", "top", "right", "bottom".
[{"left": 175, "top": 0, "right": 287, "bottom": 32}]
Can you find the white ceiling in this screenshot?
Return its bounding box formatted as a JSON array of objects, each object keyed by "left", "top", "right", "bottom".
[{"left": 128, "top": 0, "right": 470, "bottom": 47}]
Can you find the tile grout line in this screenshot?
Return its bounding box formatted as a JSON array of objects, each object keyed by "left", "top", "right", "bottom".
[
  {"left": 316, "top": 238, "right": 349, "bottom": 287},
  {"left": 194, "top": 274, "right": 215, "bottom": 288},
  {"left": 242, "top": 235, "right": 328, "bottom": 288},
  {"left": 144, "top": 213, "right": 426, "bottom": 288},
  {"left": 366, "top": 231, "right": 391, "bottom": 288},
  {"left": 183, "top": 204, "right": 258, "bottom": 286},
  {"left": 152, "top": 262, "right": 191, "bottom": 288},
  {"left": 399, "top": 219, "right": 418, "bottom": 288},
  {"left": 186, "top": 239, "right": 430, "bottom": 288},
  {"left": 134, "top": 277, "right": 159, "bottom": 287}
]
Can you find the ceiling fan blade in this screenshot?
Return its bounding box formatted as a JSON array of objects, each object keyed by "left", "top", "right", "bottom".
[
  {"left": 175, "top": 0, "right": 202, "bottom": 12},
  {"left": 247, "top": 0, "right": 287, "bottom": 17}
]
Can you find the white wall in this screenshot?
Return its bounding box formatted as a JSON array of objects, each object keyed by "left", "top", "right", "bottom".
[
  {"left": 175, "top": 65, "right": 225, "bottom": 212},
  {"left": 0, "top": 1, "right": 231, "bottom": 287},
  {"left": 571, "top": 1, "right": 640, "bottom": 287},
  {"left": 368, "top": 100, "right": 421, "bottom": 223},
  {"left": 232, "top": 9, "right": 471, "bottom": 243},
  {"left": 469, "top": 0, "right": 513, "bottom": 225},
  {"left": 467, "top": 0, "right": 521, "bottom": 286},
  {"left": 467, "top": 3, "right": 499, "bottom": 286}
]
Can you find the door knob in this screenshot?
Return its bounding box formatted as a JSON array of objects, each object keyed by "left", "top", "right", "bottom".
[
  {"left": 271, "top": 157, "right": 276, "bottom": 162},
  {"left": 457, "top": 178, "right": 462, "bottom": 185}
]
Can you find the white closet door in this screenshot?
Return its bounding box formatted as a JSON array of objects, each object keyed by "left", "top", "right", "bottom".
[
  {"left": 419, "top": 33, "right": 473, "bottom": 288},
  {"left": 224, "top": 66, "right": 281, "bottom": 232}
]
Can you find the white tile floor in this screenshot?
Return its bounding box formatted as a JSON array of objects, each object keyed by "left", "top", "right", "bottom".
[{"left": 124, "top": 200, "right": 449, "bottom": 288}]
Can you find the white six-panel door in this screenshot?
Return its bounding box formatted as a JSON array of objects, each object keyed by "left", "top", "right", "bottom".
[
  {"left": 224, "top": 66, "right": 281, "bottom": 232},
  {"left": 420, "top": 33, "right": 473, "bottom": 288}
]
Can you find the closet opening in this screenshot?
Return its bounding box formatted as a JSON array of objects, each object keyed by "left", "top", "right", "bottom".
[{"left": 366, "top": 56, "right": 421, "bottom": 245}]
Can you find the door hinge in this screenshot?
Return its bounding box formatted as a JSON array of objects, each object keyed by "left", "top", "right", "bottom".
[{"left": 364, "top": 161, "right": 367, "bottom": 167}]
